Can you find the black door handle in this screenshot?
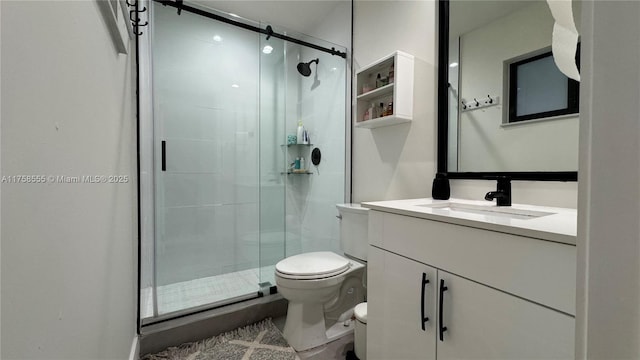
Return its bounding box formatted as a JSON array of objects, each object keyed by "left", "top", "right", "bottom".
[
  {"left": 420, "top": 272, "right": 430, "bottom": 331},
  {"left": 161, "top": 140, "right": 166, "bottom": 171},
  {"left": 439, "top": 278, "right": 448, "bottom": 341}
]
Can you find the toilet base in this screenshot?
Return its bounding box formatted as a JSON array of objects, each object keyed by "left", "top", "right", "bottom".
[{"left": 283, "top": 301, "right": 355, "bottom": 351}]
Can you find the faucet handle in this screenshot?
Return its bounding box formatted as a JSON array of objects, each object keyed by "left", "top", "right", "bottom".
[
  {"left": 497, "top": 176, "right": 511, "bottom": 188},
  {"left": 485, "top": 177, "right": 512, "bottom": 206}
]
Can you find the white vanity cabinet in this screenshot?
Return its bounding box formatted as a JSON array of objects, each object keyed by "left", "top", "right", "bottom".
[
  {"left": 368, "top": 246, "right": 437, "bottom": 359},
  {"left": 366, "top": 208, "right": 576, "bottom": 360},
  {"left": 437, "top": 270, "right": 574, "bottom": 359}
]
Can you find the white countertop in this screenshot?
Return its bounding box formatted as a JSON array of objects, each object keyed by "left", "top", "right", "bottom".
[{"left": 362, "top": 198, "right": 577, "bottom": 245}]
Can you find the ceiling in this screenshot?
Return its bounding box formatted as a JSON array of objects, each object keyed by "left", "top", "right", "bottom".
[
  {"left": 188, "top": 0, "right": 348, "bottom": 36},
  {"left": 449, "top": 0, "right": 537, "bottom": 38}
]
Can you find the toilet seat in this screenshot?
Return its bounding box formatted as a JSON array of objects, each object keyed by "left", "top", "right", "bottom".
[{"left": 276, "top": 251, "right": 350, "bottom": 280}]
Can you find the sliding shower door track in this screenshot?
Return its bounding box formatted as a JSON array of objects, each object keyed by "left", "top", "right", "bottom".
[
  {"left": 139, "top": 293, "right": 288, "bottom": 355},
  {"left": 141, "top": 291, "right": 262, "bottom": 327},
  {"left": 152, "top": 0, "right": 347, "bottom": 58}
]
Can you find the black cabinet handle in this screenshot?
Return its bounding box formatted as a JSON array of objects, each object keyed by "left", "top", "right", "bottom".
[
  {"left": 420, "top": 273, "right": 430, "bottom": 331},
  {"left": 161, "top": 140, "right": 166, "bottom": 171},
  {"left": 439, "top": 279, "right": 448, "bottom": 341}
]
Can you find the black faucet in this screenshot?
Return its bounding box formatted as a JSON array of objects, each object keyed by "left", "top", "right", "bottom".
[{"left": 485, "top": 177, "right": 511, "bottom": 206}]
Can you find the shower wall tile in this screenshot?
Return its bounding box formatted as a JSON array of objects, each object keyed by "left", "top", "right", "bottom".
[
  {"left": 166, "top": 138, "right": 221, "bottom": 174},
  {"left": 283, "top": 45, "right": 346, "bottom": 258},
  {"left": 285, "top": 235, "right": 302, "bottom": 259},
  {"left": 234, "top": 261, "right": 260, "bottom": 273},
  {"left": 156, "top": 242, "right": 222, "bottom": 286},
  {"left": 157, "top": 204, "right": 243, "bottom": 285},
  {"left": 235, "top": 183, "right": 259, "bottom": 205},
  {"left": 162, "top": 206, "right": 198, "bottom": 244},
  {"left": 162, "top": 175, "right": 259, "bottom": 209},
  {"left": 164, "top": 173, "right": 225, "bottom": 207},
  {"left": 199, "top": 205, "right": 236, "bottom": 243},
  {"left": 234, "top": 203, "right": 259, "bottom": 265},
  {"left": 161, "top": 206, "right": 226, "bottom": 246},
  {"left": 156, "top": 71, "right": 223, "bottom": 109},
  {"left": 151, "top": 1, "right": 347, "bottom": 299},
  {"left": 161, "top": 103, "right": 223, "bottom": 141},
  {"left": 216, "top": 237, "right": 237, "bottom": 271},
  {"left": 260, "top": 184, "right": 285, "bottom": 233}
]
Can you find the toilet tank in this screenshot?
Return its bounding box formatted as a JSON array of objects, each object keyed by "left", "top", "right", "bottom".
[{"left": 336, "top": 204, "right": 369, "bottom": 261}]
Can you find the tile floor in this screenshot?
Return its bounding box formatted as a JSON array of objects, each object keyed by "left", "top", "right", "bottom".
[
  {"left": 141, "top": 265, "right": 276, "bottom": 318},
  {"left": 141, "top": 268, "right": 357, "bottom": 359},
  {"left": 296, "top": 333, "right": 355, "bottom": 360},
  {"left": 273, "top": 316, "right": 356, "bottom": 360}
]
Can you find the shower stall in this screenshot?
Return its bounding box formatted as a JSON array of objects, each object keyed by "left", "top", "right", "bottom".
[{"left": 139, "top": 1, "right": 348, "bottom": 324}]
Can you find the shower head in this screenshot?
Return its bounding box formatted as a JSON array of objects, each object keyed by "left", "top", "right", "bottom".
[{"left": 297, "top": 58, "right": 319, "bottom": 77}]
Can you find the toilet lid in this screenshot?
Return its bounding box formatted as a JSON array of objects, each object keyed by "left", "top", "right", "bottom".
[
  {"left": 275, "top": 252, "right": 350, "bottom": 279},
  {"left": 354, "top": 302, "right": 367, "bottom": 324}
]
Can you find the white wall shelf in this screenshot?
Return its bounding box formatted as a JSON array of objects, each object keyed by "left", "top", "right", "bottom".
[
  {"left": 355, "top": 51, "right": 414, "bottom": 129},
  {"left": 356, "top": 83, "right": 394, "bottom": 102},
  {"left": 354, "top": 114, "right": 412, "bottom": 129}
]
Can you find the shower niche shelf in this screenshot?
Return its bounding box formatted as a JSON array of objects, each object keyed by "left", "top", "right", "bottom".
[
  {"left": 281, "top": 143, "right": 314, "bottom": 147},
  {"left": 281, "top": 171, "right": 313, "bottom": 175},
  {"left": 355, "top": 50, "right": 414, "bottom": 129},
  {"left": 282, "top": 143, "right": 314, "bottom": 175}
]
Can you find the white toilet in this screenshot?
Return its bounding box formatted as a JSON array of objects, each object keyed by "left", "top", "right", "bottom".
[{"left": 275, "top": 203, "right": 369, "bottom": 351}]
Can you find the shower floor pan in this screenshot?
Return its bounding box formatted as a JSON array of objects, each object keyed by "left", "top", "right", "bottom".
[{"left": 141, "top": 265, "right": 277, "bottom": 320}]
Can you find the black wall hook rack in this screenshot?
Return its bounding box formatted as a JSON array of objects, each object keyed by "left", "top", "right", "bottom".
[{"left": 126, "top": 0, "right": 148, "bottom": 36}]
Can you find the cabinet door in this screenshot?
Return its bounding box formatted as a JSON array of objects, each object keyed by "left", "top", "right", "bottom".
[
  {"left": 368, "top": 246, "right": 436, "bottom": 360},
  {"left": 437, "top": 271, "right": 575, "bottom": 359}
]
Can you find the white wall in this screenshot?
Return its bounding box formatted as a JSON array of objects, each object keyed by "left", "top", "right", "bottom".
[
  {"left": 352, "top": 1, "right": 576, "bottom": 209},
  {"left": 352, "top": 0, "right": 437, "bottom": 202},
  {"left": 576, "top": 1, "right": 640, "bottom": 357},
  {"left": 451, "top": 180, "right": 577, "bottom": 208},
  {"left": 457, "top": 2, "right": 579, "bottom": 172},
  {"left": 0, "top": 2, "right": 3, "bottom": 356},
  {"left": 351, "top": 0, "right": 578, "bottom": 209},
  {"left": 1, "top": 1, "right": 137, "bottom": 359},
  {"left": 307, "top": 1, "right": 352, "bottom": 52}
]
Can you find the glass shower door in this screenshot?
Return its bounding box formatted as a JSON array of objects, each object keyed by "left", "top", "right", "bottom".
[
  {"left": 141, "top": 2, "right": 346, "bottom": 322},
  {"left": 258, "top": 33, "right": 287, "bottom": 289},
  {"left": 151, "top": 2, "right": 262, "bottom": 316},
  {"left": 257, "top": 30, "right": 348, "bottom": 287}
]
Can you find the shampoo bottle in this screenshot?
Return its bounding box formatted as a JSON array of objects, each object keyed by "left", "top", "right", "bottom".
[
  {"left": 300, "top": 157, "right": 305, "bottom": 171},
  {"left": 296, "top": 121, "right": 304, "bottom": 144},
  {"left": 302, "top": 130, "right": 310, "bottom": 144}
]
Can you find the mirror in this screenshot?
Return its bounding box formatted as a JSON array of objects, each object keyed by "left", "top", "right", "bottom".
[{"left": 438, "top": 0, "right": 579, "bottom": 180}]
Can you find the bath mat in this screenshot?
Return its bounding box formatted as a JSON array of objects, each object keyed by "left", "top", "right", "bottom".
[{"left": 142, "top": 318, "right": 299, "bottom": 360}]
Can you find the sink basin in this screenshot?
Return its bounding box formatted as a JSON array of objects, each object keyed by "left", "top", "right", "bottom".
[{"left": 416, "top": 202, "right": 555, "bottom": 220}]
